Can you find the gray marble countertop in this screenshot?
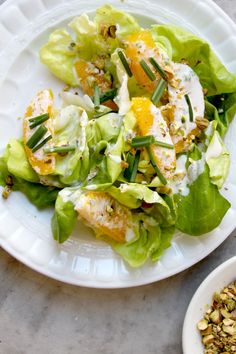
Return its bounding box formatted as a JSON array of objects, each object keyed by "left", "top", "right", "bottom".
[{"left": 0, "top": 0, "right": 236, "bottom": 353}]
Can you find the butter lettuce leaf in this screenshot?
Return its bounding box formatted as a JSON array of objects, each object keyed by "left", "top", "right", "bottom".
[
  {"left": 4, "top": 139, "right": 38, "bottom": 183},
  {"left": 206, "top": 93, "right": 236, "bottom": 136},
  {"left": 39, "top": 29, "right": 78, "bottom": 86},
  {"left": 174, "top": 165, "right": 230, "bottom": 235},
  {"left": 151, "top": 25, "right": 236, "bottom": 96},
  {"left": 107, "top": 183, "right": 169, "bottom": 210},
  {"left": 0, "top": 154, "right": 59, "bottom": 209},
  {"left": 95, "top": 5, "right": 140, "bottom": 38},
  {"left": 111, "top": 214, "right": 174, "bottom": 267},
  {"left": 206, "top": 130, "right": 230, "bottom": 188},
  {"left": 54, "top": 106, "right": 90, "bottom": 185},
  {"left": 52, "top": 194, "right": 77, "bottom": 244},
  {"left": 84, "top": 113, "right": 124, "bottom": 189}
]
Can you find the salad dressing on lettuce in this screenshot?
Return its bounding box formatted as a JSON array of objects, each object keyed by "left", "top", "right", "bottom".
[{"left": 1, "top": 5, "right": 236, "bottom": 267}]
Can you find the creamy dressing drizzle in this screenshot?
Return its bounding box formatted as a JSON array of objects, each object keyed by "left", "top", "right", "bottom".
[{"left": 169, "top": 153, "right": 206, "bottom": 196}]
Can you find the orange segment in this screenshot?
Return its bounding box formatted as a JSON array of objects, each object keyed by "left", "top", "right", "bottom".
[
  {"left": 125, "top": 30, "right": 161, "bottom": 93},
  {"left": 76, "top": 192, "right": 132, "bottom": 243},
  {"left": 131, "top": 97, "right": 154, "bottom": 136},
  {"left": 131, "top": 97, "right": 176, "bottom": 178},
  {"left": 23, "top": 89, "right": 55, "bottom": 175},
  {"left": 74, "top": 59, "right": 112, "bottom": 96}
]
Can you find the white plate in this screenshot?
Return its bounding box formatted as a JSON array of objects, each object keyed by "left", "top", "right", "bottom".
[
  {"left": 0, "top": 0, "right": 236, "bottom": 288},
  {"left": 182, "top": 256, "right": 236, "bottom": 354}
]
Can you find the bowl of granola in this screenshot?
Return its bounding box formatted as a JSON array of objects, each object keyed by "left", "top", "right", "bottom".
[{"left": 182, "top": 257, "right": 236, "bottom": 354}]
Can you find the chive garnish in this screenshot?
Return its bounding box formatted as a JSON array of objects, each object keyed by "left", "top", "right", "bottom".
[
  {"left": 149, "top": 57, "right": 167, "bottom": 81},
  {"left": 147, "top": 147, "right": 167, "bottom": 185},
  {"left": 131, "top": 135, "right": 155, "bottom": 148},
  {"left": 29, "top": 113, "right": 49, "bottom": 129},
  {"left": 185, "top": 94, "right": 194, "bottom": 122},
  {"left": 94, "top": 84, "right": 100, "bottom": 110},
  {"left": 26, "top": 125, "right": 48, "bottom": 149},
  {"left": 124, "top": 152, "right": 135, "bottom": 181},
  {"left": 99, "top": 88, "right": 118, "bottom": 104},
  {"left": 151, "top": 79, "right": 167, "bottom": 105},
  {"left": 44, "top": 145, "right": 76, "bottom": 154},
  {"left": 32, "top": 135, "right": 52, "bottom": 153},
  {"left": 140, "top": 60, "right": 156, "bottom": 81},
  {"left": 131, "top": 135, "right": 174, "bottom": 149},
  {"left": 93, "top": 110, "right": 118, "bottom": 119},
  {"left": 129, "top": 150, "right": 141, "bottom": 183},
  {"left": 153, "top": 141, "right": 174, "bottom": 149},
  {"left": 117, "top": 50, "right": 133, "bottom": 77}
]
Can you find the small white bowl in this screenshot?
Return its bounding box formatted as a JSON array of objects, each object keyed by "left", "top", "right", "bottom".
[{"left": 182, "top": 256, "right": 236, "bottom": 354}]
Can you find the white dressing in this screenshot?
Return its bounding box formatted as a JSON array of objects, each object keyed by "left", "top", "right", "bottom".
[{"left": 168, "top": 63, "right": 204, "bottom": 142}]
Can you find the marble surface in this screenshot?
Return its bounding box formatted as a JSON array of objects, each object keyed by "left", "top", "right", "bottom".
[{"left": 0, "top": 0, "right": 236, "bottom": 353}]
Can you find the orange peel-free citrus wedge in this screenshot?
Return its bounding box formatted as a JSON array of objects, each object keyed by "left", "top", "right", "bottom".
[
  {"left": 76, "top": 191, "right": 132, "bottom": 243},
  {"left": 131, "top": 97, "right": 176, "bottom": 178},
  {"left": 74, "top": 59, "right": 112, "bottom": 96},
  {"left": 124, "top": 30, "right": 162, "bottom": 93},
  {"left": 23, "top": 89, "right": 55, "bottom": 176}
]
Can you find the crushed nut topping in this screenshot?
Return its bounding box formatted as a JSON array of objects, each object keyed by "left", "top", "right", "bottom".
[{"left": 197, "top": 281, "right": 236, "bottom": 354}]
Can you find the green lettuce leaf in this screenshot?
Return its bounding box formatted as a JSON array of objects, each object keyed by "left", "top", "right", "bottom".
[
  {"left": 14, "top": 180, "right": 59, "bottom": 209},
  {"left": 206, "top": 130, "right": 230, "bottom": 188},
  {"left": 174, "top": 164, "right": 230, "bottom": 235},
  {"left": 151, "top": 25, "right": 236, "bottom": 96},
  {"left": 107, "top": 183, "right": 169, "bottom": 210},
  {"left": 52, "top": 194, "right": 77, "bottom": 243},
  {"left": 111, "top": 214, "right": 173, "bottom": 267},
  {"left": 84, "top": 113, "right": 124, "bottom": 189},
  {"left": 54, "top": 106, "right": 90, "bottom": 184},
  {"left": 95, "top": 5, "right": 140, "bottom": 38},
  {"left": 0, "top": 157, "right": 9, "bottom": 186},
  {"left": 39, "top": 29, "right": 78, "bottom": 86},
  {"left": 151, "top": 226, "right": 175, "bottom": 261},
  {"left": 4, "top": 139, "right": 38, "bottom": 183},
  {"left": 206, "top": 93, "right": 236, "bottom": 136},
  {"left": 0, "top": 154, "right": 59, "bottom": 209}
]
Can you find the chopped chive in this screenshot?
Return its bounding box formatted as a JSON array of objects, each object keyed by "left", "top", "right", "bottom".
[
  {"left": 131, "top": 135, "right": 174, "bottom": 149},
  {"left": 151, "top": 79, "right": 167, "bottom": 105},
  {"left": 140, "top": 59, "right": 156, "bottom": 81},
  {"left": 131, "top": 135, "right": 155, "bottom": 148},
  {"left": 94, "top": 110, "right": 118, "bottom": 119},
  {"left": 153, "top": 140, "right": 174, "bottom": 149},
  {"left": 185, "top": 94, "right": 194, "bottom": 122},
  {"left": 99, "top": 88, "right": 118, "bottom": 104},
  {"left": 32, "top": 135, "right": 52, "bottom": 153},
  {"left": 29, "top": 113, "right": 49, "bottom": 129},
  {"left": 129, "top": 150, "right": 141, "bottom": 183},
  {"left": 44, "top": 145, "right": 76, "bottom": 154},
  {"left": 26, "top": 125, "right": 48, "bottom": 149},
  {"left": 124, "top": 152, "right": 135, "bottom": 181},
  {"left": 29, "top": 113, "right": 49, "bottom": 123},
  {"left": 149, "top": 57, "right": 167, "bottom": 81},
  {"left": 147, "top": 147, "right": 167, "bottom": 185},
  {"left": 94, "top": 84, "right": 100, "bottom": 110},
  {"left": 117, "top": 50, "right": 133, "bottom": 77}
]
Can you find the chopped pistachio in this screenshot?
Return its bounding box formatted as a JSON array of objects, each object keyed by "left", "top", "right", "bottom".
[
  {"left": 195, "top": 116, "right": 209, "bottom": 130},
  {"left": 198, "top": 281, "right": 236, "bottom": 353},
  {"left": 223, "top": 325, "right": 236, "bottom": 336},
  {"left": 210, "top": 310, "right": 222, "bottom": 324},
  {"left": 226, "top": 299, "right": 235, "bottom": 311},
  {"left": 201, "top": 324, "right": 213, "bottom": 336},
  {"left": 221, "top": 309, "right": 231, "bottom": 319},
  {"left": 202, "top": 335, "right": 215, "bottom": 345},
  {"left": 198, "top": 319, "right": 209, "bottom": 331},
  {"left": 223, "top": 319, "right": 235, "bottom": 326}
]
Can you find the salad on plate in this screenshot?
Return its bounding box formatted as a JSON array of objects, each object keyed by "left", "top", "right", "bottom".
[{"left": 1, "top": 5, "right": 236, "bottom": 267}]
